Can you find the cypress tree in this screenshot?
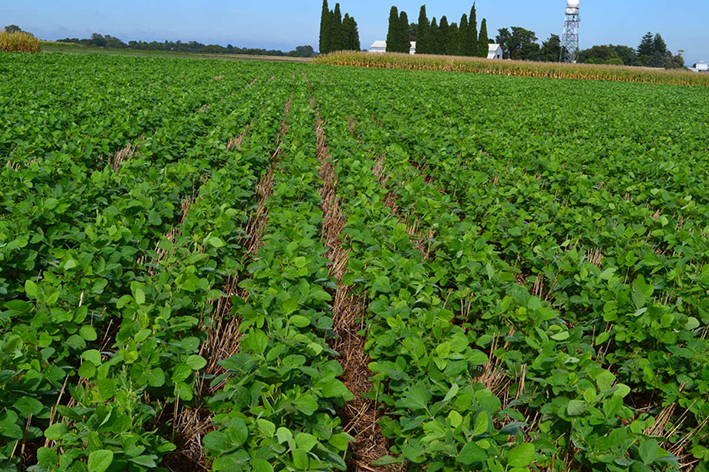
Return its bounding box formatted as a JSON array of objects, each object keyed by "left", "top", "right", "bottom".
[
  {"left": 466, "top": 4, "right": 478, "bottom": 56},
  {"left": 478, "top": 18, "right": 489, "bottom": 57},
  {"left": 342, "top": 13, "right": 352, "bottom": 50},
  {"left": 319, "top": 0, "right": 330, "bottom": 54},
  {"left": 332, "top": 3, "right": 343, "bottom": 51},
  {"left": 399, "top": 11, "right": 410, "bottom": 52},
  {"left": 439, "top": 16, "right": 449, "bottom": 55},
  {"left": 416, "top": 6, "right": 429, "bottom": 54},
  {"left": 386, "top": 6, "right": 399, "bottom": 52},
  {"left": 447, "top": 22, "right": 459, "bottom": 55},
  {"left": 350, "top": 17, "right": 361, "bottom": 50},
  {"left": 429, "top": 17, "right": 439, "bottom": 54},
  {"left": 458, "top": 14, "right": 468, "bottom": 56}
]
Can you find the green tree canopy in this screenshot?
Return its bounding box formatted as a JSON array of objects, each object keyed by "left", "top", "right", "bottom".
[
  {"left": 496, "top": 26, "right": 537, "bottom": 60},
  {"left": 540, "top": 34, "right": 561, "bottom": 62}
]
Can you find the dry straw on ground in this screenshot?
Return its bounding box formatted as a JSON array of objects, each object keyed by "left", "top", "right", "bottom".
[{"left": 311, "top": 99, "right": 398, "bottom": 472}]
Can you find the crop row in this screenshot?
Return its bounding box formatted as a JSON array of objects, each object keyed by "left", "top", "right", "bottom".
[{"left": 307, "top": 67, "right": 709, "bottom": 471}]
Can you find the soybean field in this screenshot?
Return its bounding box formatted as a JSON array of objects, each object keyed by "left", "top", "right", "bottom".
[{"left": 1, "top": 54, "right": 709, "bottom": 472}]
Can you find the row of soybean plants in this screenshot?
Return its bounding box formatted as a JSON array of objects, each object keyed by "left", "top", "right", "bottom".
[
  {"left": 201, "top": 91, "right": 354, "bottom": 471},
  {"left": 0, "top": 54, "right": 251, "bottom": 170},
  {"left": 363, "top": 69, "right": 709, "bottom": 468},
  {"left": 308, "top": 67, "right": 702, "bottom": 468},
  {"left": 0, "top": 58, "right": 286, "bottom": 470},
  {"left": 305, "top": 73, "right": 545, "bottom": 471},
  {"left": 1, "top": 54, "right": 262, "bottom": 302},
  {"left": 330, "top": 68, "right": 706, "bottom": 470}
]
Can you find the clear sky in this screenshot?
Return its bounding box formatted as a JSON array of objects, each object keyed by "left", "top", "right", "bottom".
[{"left": 1, "top": 1, "right": 706, "bottom": 64}]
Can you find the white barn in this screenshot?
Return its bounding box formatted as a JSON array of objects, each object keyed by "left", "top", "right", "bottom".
[
  {"left": 369, "top": 41, "right": 417, "bottom": 55},
  {"left": 487, "top": 44, "right": 503, "bottom": 60},
  {"left": 691, "top": 61, "right": 708, "bottom": 73}
]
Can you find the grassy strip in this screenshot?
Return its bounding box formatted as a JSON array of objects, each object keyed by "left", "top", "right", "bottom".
[{"left": 315, "top": 52, "right": 709, "bottom": 87}]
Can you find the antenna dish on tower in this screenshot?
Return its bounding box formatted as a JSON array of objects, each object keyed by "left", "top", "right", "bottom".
[
  {"left": 561, "top": 0, "right": 580, "bottom": 62},
  {"left": 566, "top": 0, "right": 580, "bottom": 15}
]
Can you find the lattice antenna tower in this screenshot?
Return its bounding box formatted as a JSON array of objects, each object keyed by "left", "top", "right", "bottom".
[{"left": 561, "top": 0, "right": 580, "bottom": 63}]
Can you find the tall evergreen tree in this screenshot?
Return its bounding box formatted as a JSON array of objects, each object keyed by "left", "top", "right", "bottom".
[
  {"left": 342, "top": 13, "right": 351, "bottom": 49},
  {"left": 350, "top": 16, "right": 361, "bottom": 51},
  {"left": 478, "top": 18, "right": 489, "bottom": 57},
  {"left": 386, "top": 6, "right": 399, "bottom": 52},
  {"left": 429, "top": 17, "right": 440, "bottom": 54},
  {"left": 466, "top": 4, "right": 478, "bottom": 56},
  {"left": 331, "top": 3, "right": 343, "bottom": 51},
  {"left": 457, "top": 14, "right": 468, "bottom": 56},
  {"left": 399, "top": 11, "right": 410, "bottom": 52},
  {"left": 638, "top": 32, "right": 654, "bottom": 55},
  {"left": 319, "top": 0, "right": 330, "bottom": 54},
  {"left": 651, "top": 33, "right": 670, "bottom": 68},
  {"left": 652, "top": 33, "right": 668, "bottom": 56},
  {"left": 637, "top": 31, "right": 654, "bottom": 65},
  {"left": 447, "top": 22, "right": 459, "bottom": 55},
  {"left": 439, "top": 16, "right": 449, "bottom": 55},
  {"left": 416, "top": 5, "right": 429, "bottom": 54}
]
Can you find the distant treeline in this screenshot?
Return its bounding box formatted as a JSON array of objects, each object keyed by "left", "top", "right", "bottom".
[
  {"left": 56, "top": 34, "right": 316, "bottom": 57},
  {"left": 493, "top": 28, "right": 684, "bottom": 68}
]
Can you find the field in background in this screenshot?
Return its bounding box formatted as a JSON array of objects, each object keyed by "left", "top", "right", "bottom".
[
  {"left": 1, "top": 53, "right": 709, "bottom": 472},
  {"left": 40, "top": 41, "right": 313, "bottom": 63},
  {"left": 316, "top": 51, "right": 709, "bottom": 86}
]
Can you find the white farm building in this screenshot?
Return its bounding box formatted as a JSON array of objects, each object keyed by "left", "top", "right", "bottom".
[
  {"left": 691, "top": 61, "right": 708, "bottom": 73},
  {"left": 487, "top": 44, "right": 503, "bottom": 60},
  {"left": 369, "top": 41, "right": 416, "bottom": 55},
  {"left": 369, "top": 40, "right": 504, "bottom": 59}
]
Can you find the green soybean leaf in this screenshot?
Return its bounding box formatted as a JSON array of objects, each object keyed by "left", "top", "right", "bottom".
[
  {"left": 507, "top": 443, "right": 535, "bottom": 468},
  {"left": 457, "top": 442, "right": 487, "bottom": 465},
  {"left": 251, "top": 458, "right": 274, "bottom": 472},
  {"left": 639, "top": 440, "right": 660, "bottom": 465},
  {"left": 130, "top": 456, "right": 157, "bottom": 467},
  {"left": 257, "top": 419, "right": 276, "bottom": 438},
  {"left": 44, "top": 423, "right": 68, "bottom": 440},
  {"left": 293, "top": 394, "right": 318, "bottom": 416},
  {"left": 79, "top": 325, "right": 98, "bottom": 341},
  {"left": 567, "top": 400, "right": 587, "bottom": 416},
  {"left": 14, "top": 396, "right": 44, "bottom": 416},
  {"left": 186, "top": 355, "right": 207, "bottom": 370},
  {"left": 473, "top": 412, "right": 489, "bottom": 436},
  {"left": 88, "top": 450, "right": 114, "bottom": 472},
  {"left": 203, "top": 431, "right": 230, "bottom": 454}
]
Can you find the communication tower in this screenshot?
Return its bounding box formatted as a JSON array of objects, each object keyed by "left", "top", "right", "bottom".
[{"left": 561, "top": 0, "right": 580, "bottom": 63}]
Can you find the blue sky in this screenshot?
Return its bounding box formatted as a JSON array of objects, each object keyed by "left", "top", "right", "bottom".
[{"left": 2, "top": 1, "right": 706, "bottom": 64}]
